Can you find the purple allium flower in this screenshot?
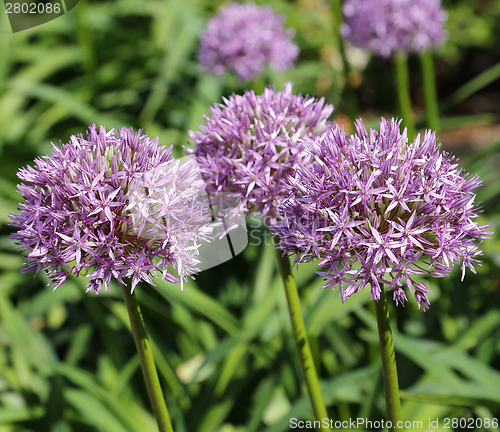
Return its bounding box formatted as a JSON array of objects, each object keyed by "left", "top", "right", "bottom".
[
  {"left": 198, "top": 2, "right": 299, "bottom": 81},
  {"left": 187, "top": 82, "right": 334, "bottom": 225},
  {"left": 10, "top": 125, "right": 212, "bottom": 293},
  {"left": 271, "top": 118, "right": 490, "bottom": 310},
  {"left": 341, "top": 0, "right": 447, "bottom": 58}
]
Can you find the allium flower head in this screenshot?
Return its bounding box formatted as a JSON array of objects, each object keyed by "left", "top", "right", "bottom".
[
  {"left": 341, "top": 0, "right": 447, "bottom": 58},
  {"left": 10, "top": 125, "right": 212, "bottom": 293},
  {"left": 199, "top": 2, "right": 299, "bottom": 81},
  {"left": 188, "top": 82, "right": 334, "bottom": 224},
  {"left": 272, "top": 118, "right": 490, "bottom": 310}
]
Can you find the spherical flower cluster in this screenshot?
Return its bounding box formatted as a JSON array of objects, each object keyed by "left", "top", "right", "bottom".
[
  {"left": 272, "top": 118, "right": 490, "bottom": 310},
  {"left": 198, "top": 2, "right": 299, "bottom": 81},
  {"left": 10, "top": 125, "right": 212, "bottom": 293},
  {"left": 188, "top": 82, "right": 334, "bottom": 225},
  {"left": 341, "top": 0, "right": 447, "bottom": 58}
]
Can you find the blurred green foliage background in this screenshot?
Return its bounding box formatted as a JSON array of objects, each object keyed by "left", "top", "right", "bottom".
[{"left": 1, "top": 0, "right": 500, "bottom": 431}]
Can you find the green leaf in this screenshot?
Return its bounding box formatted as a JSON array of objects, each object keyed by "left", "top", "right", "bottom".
[
  {"left": 0, "top": 407, "right": 45, "bottom": 424},
  {"left": 59, "top": 364, "right": 156, "bottom": 432},
  {"left": 155, "top": 279, "right": 241, "bottom": 335},
  {"left": 64, "top": 389, "right": 131, "bottom": 432},
  {"left": 450, "top": 309, "right": 500, "bottom": 351}
]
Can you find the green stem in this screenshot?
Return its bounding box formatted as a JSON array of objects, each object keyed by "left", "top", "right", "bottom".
[
  {"left": 273, "top": 242, "right": 330, "bottom": 429},
  {"left": 420, "top": 50, "right": 439, "bottom": 133},
  {"left": 251, "top": 75, "right": 266, "bottom": 95},
  {"left": 394, "top": 51, "right": 416, "bottom": 139},
  {"left": 75, "top": 0, "right": 97, "bottom": 78},
  {"left": 120, "top": 283, "right": 174, "bottom": 432},
  {"left": 331, "top": 0, "right": 358, "bottom": 120},
  {"left": 374, "top": 286, "right": 402, "bottom": 432}
]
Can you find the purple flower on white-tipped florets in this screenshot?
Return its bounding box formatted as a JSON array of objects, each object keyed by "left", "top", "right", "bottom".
[
  {"left": 198, "top": 2, "right": 299, "bottom": 81},
  {"left": 341, "top": 0, "right": 447, "bottom": 58},
  {"left": 10, "top": 125, "right": 212, "bottom": 293},
  {"left": 271, "top": 118, "right": 491, "bottom": 310},
  {"left": 188, "top": 82, "right": 334, "bottom": 225}
]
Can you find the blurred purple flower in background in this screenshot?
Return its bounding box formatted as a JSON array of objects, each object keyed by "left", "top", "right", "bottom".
[
  {"left": 272, "top": 118, "right": 490, "bottom": 310},
  {"left": 188, "top": 82, "right": 334, "bottom": 225},
  {"left": 341, "top": 0, "right": 447, "bottom": 58},
  {"left": 10, "top": 125, "right": 212, "bottom": 293},
  {"left": 198, "top": 2, "right": 299, "bottom": 81}
]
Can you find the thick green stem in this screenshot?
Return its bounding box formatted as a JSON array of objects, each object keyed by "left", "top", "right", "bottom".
[
  {"left": 331, "top": 0, "right": 358, "bottom": 120},
  {"left": 273, "top": 242, "right": 330, "bottom": 429},
  {"left": 394, "top": 51, "right": 416, "bottom": 139},
  {"left": 420, "top": 50, "right": 439, "bottom": 133},
  {"left": 251, "top": 77, "right": 265, "bottom": 95},
  {"left": 374, "top": 286, "right": 402, "bottom": 432},
  {"left": 120, "top": 283, "right": 174, "bottom": 432}
]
